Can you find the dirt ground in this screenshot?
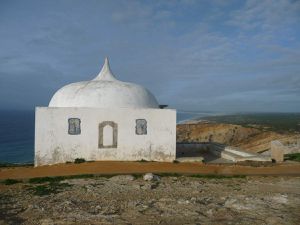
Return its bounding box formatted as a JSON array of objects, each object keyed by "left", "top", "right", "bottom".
[
  {"left": 1, "top": 161, "right": 300, "bottom": 180},
  {"left": 1, "top": 174, "right": 300, "bottom": 225}
]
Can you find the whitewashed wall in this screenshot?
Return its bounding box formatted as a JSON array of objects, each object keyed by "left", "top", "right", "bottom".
[{"left": 35, "top": 107, "right": 176, "bottom": 166}]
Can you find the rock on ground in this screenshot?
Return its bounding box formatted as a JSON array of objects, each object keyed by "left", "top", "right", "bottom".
[
  {"left": 0, "top": 175, "right": 299, "bottom": 225},
  {"left": 143, "top": 173, "right": 160, "bottom": 181}
]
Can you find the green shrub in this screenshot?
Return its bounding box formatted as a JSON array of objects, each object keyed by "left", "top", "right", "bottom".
[
  {"left": 74, "top": 158, "right": 86, "bottom": 164},
  {"left": 131, "top": 174, "right": 143, "bottom": 179},
  {"left": 136, "top": 159, "right": 149, "bottom": 162},
  {"left": 285, "top": 153, "right": 300, "bottom": 162},
  {"left": 29, "top": 176, "right": 64, "bottom": 184},
  {"left": 190, "top": 174, "right": 246, "bottom": 179},
  {"left": 28, "top": 183, "right": 72, "bottom": 196},
  {"left": 29, "top": 174, "right": 95, "bottom": 184},
  {"left": 3, "top": 179, "right": 22, "bottom": 185},
  {"left": 157, "top": 173, "right": 181, "bottom": 177},
  {"left": 0, "top": 163, "right": 33, "bottom": 168},
  {"left": 67, "top": 174, "right": 95, "bottom": 179}
]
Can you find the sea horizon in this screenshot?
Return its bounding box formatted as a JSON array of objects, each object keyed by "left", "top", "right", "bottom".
[
  {"left": 0, "top": 109, "right": 211, "bottom": 164},
  {"left": 0, "top": 109, "right": 299, "bottom": 164}
]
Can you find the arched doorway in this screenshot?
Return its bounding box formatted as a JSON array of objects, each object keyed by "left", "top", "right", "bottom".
[{"left": 98, "top": 121, "right": 118, "bottom": 148}]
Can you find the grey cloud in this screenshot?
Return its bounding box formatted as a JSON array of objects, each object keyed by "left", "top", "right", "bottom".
[{"left": 0, "top": 0, "right": 299, "bottom": 112}]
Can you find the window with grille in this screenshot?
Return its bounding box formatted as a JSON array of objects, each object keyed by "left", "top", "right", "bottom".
[
  {"left": 68, "top": 118, "right": 81, "bottom": 135},
  {"left": 136, "top": 119, "right": 147, "bottom": 135}
]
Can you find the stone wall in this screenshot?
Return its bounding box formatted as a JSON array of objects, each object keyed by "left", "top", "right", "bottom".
[{"left": 270, "top": 140, "right": 300, "bottom": 162}]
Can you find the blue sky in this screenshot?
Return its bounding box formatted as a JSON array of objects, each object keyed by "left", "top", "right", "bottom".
[{"left": 0, "top": 0, "right": 299, "bottom": 112}]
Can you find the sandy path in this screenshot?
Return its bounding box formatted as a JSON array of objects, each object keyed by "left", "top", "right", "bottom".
[{"left": 1, "top": 161, "right": 300, "bottom": 179}]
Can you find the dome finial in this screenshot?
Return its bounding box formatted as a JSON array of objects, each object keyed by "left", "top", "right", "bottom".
[{"left": 94, "top": 57, "right": 117, "bottom": 81}]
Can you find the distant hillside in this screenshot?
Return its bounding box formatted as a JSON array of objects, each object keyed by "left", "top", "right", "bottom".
[
  {"left": 177, "top": 113, "right": 300, "bottom": 153},
  {"left": 199, "top": 113, "right": 300, "bottom": 133}
]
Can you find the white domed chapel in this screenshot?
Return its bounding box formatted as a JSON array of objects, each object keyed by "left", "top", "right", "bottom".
[
  {"left": 34, "top": 58, "right": 176, "bottom": 166},
  {"left": 49, "top": 58, "right": 159, "bottom": 109}
]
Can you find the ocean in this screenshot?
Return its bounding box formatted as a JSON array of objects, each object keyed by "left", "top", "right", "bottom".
[
  {"left": 0, "top": 110, "right": 211, "bottom": 164},
  {"left": 0, "top": 110, "right": 35, "bottom": 164}
]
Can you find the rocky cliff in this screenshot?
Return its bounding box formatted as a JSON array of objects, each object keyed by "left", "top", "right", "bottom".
[{"left": 177, "top": 121, "right": 299, "bottom": 153}]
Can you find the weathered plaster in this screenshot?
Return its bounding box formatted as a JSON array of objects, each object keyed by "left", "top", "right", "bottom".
[
  {"left": 35, "top": 107, "right": 176, "bottom": 166},
  {"left": 136, "top": 119, "right": 147, "bottom": 135},
  {"left": 49, "top": 58, "right": 159, "bottom": 109}
]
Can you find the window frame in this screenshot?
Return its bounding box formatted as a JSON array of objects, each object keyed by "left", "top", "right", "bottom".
[
  {"left": 68, "top": 118, "right": 81, "bottom": 135},
  {"left": 135, "top": 119, "right": 147, "bottom": 135}
]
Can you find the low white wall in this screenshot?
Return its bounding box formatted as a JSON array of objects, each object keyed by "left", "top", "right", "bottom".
[{"left": 35, "top": 107, "right": 176, "bottom": 166}]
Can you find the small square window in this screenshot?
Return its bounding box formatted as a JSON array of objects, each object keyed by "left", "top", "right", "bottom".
[
  {"left": 68, "top": 118, "right": 81, "bottom": 135},
  {"left": 136, "top": 119, "right": 147, "bottom": 135}
]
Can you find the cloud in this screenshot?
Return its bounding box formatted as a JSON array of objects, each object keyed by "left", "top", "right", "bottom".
[
  {"left": 0, "top": 0, "right": 299, "bottom": 112},
  {"left": 227, "top": 0, "right": 300, "bottom": 31}
]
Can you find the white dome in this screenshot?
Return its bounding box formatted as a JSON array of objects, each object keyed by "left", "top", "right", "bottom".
[{"left": 49, "top": 58, "right": 159, "bottom": 108}]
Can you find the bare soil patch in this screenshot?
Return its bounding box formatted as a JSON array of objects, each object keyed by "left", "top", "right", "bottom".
[{"left": 1, "top": 161, "right": 300, "bottom": 180}]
